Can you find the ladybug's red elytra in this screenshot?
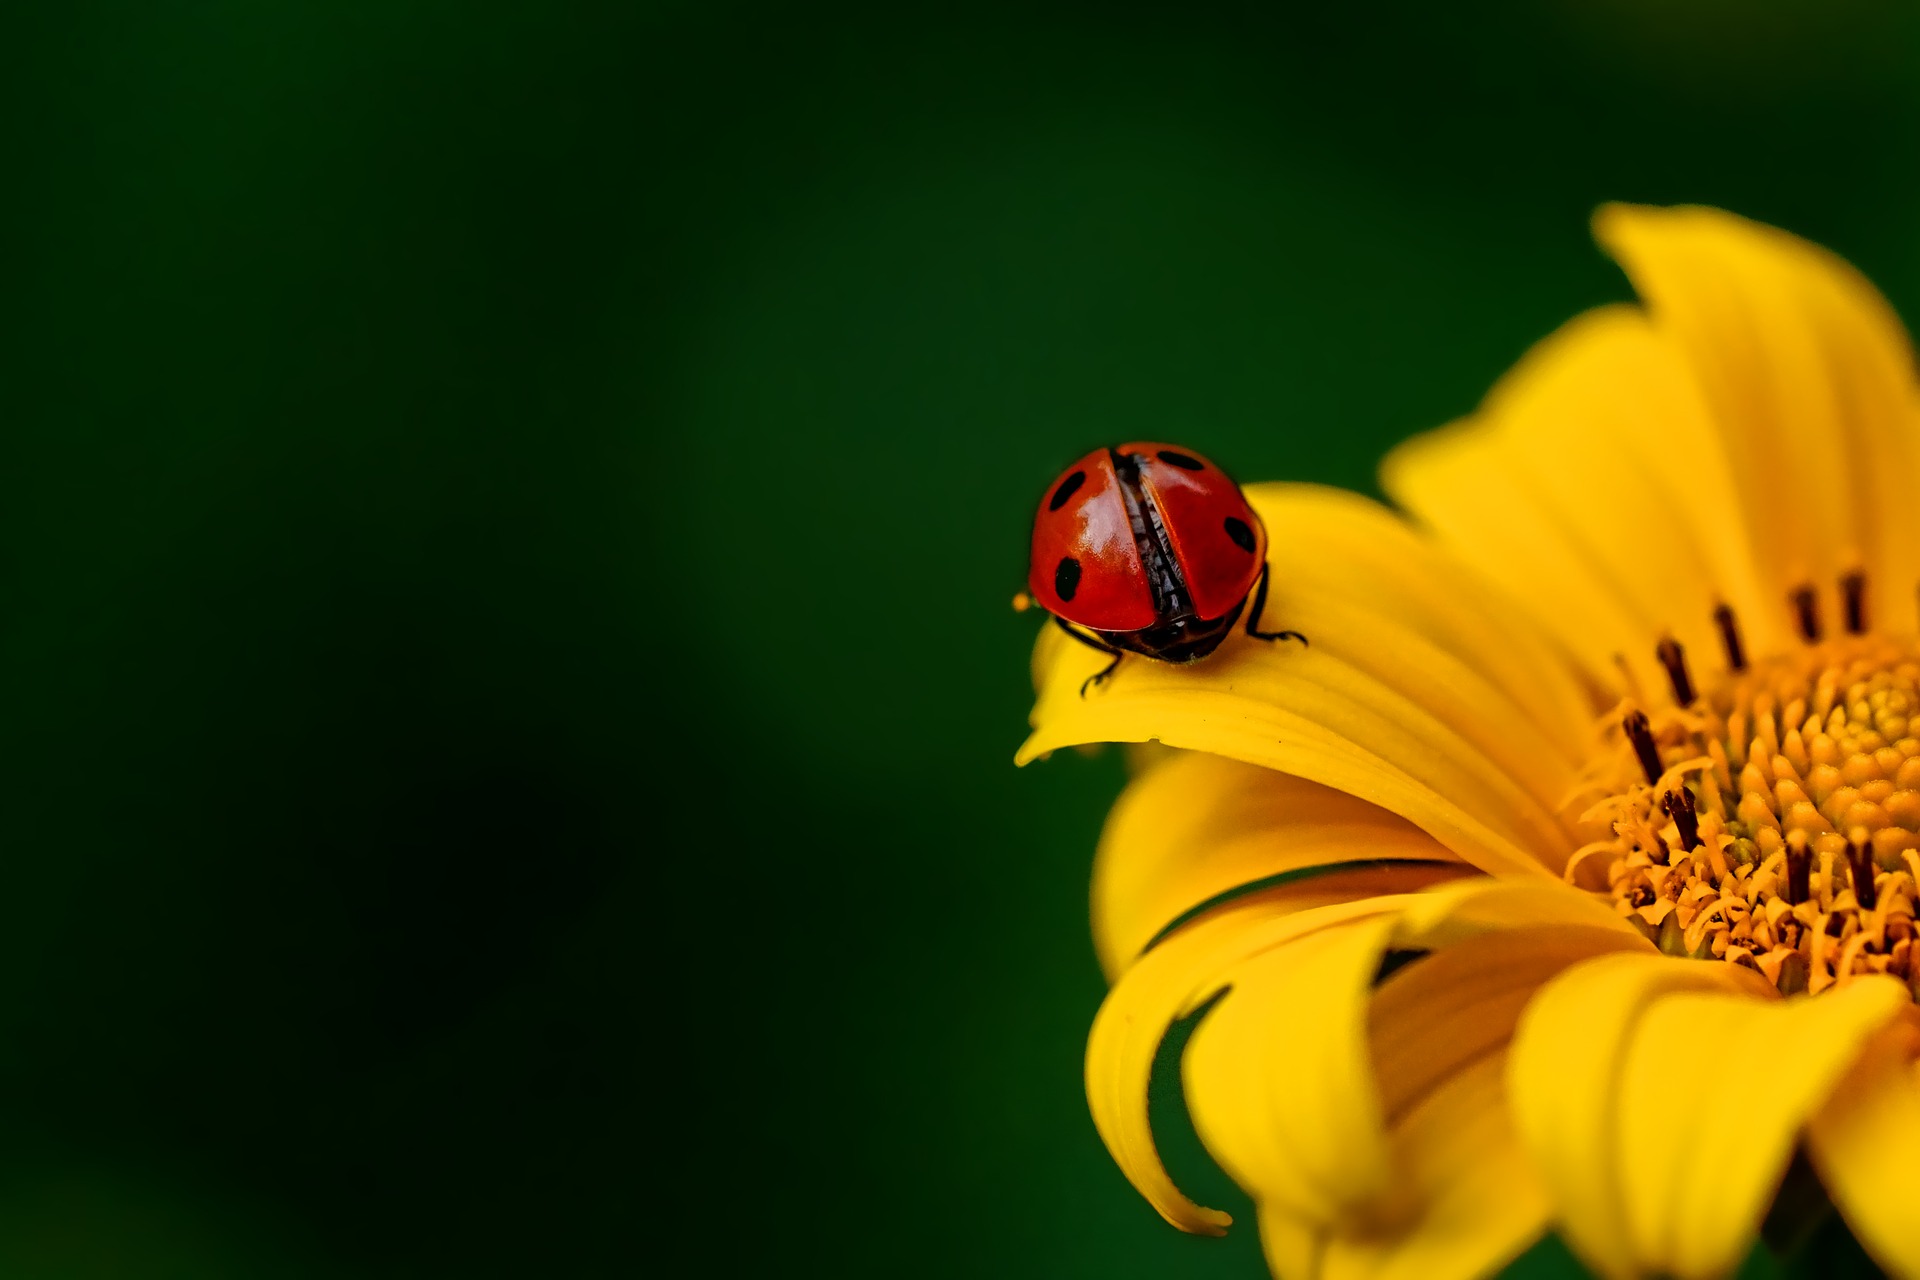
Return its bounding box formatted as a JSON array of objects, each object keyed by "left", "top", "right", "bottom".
[{"left": 1026, "top": 443, "right": 1305, "bottom": 694}]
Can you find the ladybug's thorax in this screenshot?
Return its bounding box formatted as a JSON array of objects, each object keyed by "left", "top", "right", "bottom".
[{"left": 1108, "top": 448, "right": 1197, "bottom": 623}]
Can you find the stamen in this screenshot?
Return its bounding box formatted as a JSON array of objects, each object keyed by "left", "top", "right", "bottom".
[
  {"left": 1790, "top": 584, "right": 1820, "bottom": 643},
  {"left": 1661, "top": 788, "right": 1699, "bottom": 852},
  {"left": 1622, "top": 710, "right": 1662, "bottom": 786},
  {"left": 1712, "top": 602, "right": 1747, "bottom": 672},
  {"left": 1655, "top": 635, "right": 1695, "bottom": 706},
  {"left": 1594, "top": 631, "right": 1920, "bottom": 994},
  {"left": 1785, "top": 831, "right": 1812, "bottom": 906},
  {"left": 1847, "top": 831, "right": 1878, "bottom": 911},
  {"left": 1842, "top": 570, "right": 1867, "bottom": 635}
]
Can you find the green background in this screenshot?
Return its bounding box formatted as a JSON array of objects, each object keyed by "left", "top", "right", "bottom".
[{"left": 6, "top": 2, "right": 1919, "bottom": 1275}]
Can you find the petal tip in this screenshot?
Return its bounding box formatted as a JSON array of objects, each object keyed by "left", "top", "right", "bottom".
[
  {"left": 1590, "top": 199, "right": 1689, "bottom": 245},
  {"left": 1591, "top": 200, "right": 1738, "bottom": 261},
  {"left": 1166, "top": 1206, "right": 1234, "bottom": 1237},
  {"left": 1589, "top": 199, "right": 1651, "bottom": 240}
]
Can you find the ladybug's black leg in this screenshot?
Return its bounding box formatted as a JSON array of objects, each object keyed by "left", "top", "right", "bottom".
[
  {"left": 1245, "top": 564, "right": 1307, "bottom": 646},
  {"left": 1052, "top": 615, "right": 1126, "bottom": 696}
]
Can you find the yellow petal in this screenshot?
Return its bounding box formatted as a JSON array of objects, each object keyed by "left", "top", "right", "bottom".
[
  {"left": 1385, "top": 207, "right": 1920, "bottom": 693},
  {"left": 1022, "top": 486, "right": 1591, "bottom": 880},
  {"left": 1618, "top": 980, "right": 1907, "bottom": 1278},
  {"left": 1807, "top": 1015, "right": 1920, "bottom": 1279},
  {"left": 1364, "top": 885, "right": 1648, "bottom": 1202},
  {"left": 1256, "top": 1207, "right": 1325, "bottom": 1280},
  {"left": 1506, "top": 954, "right": 1759, "bottom": 1280},
  {"left": 1255, "top": 485, "right": 1597, "bottom": 768},
  {"left": 1597, "top": 203, "right": 1920, "bottom": 644},
  {"left": 1510, "top": 952, "right": 1909, "bottom": 1280},
  {"left": 1232, "top": 884, "right": 1647, "bottom": 1280},
  {"left": 1389, "top": 876, "right": 1647, "bottom": 950},
  {"left": 1383, "top": 305, "right": 1764, "bottom": 698},
  {"left": 1314, "top": 1052, "right": 1551, "bottom": 1280},
  {"left": 1183, "top": 881, "right": 1643, "bottom": 1228},
  {"left": 1183, "top": 917, "right": 1403, "bottom": 1227},
  {"left": 1084, "top": 890, "right": 1410, "bottom": 1234},
  {"left": 1093, "top": 750, "right": 1467, "bottom": 980},
  {"left": 1369, "top": 923, "right": 1647, "bottom": 1129}
]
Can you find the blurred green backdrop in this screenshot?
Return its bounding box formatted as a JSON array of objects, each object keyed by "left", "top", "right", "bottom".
[{"left": 6, "top": 2, "right": 1920, "bottom": 1275}]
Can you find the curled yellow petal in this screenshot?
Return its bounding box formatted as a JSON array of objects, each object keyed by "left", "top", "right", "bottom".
[
  {"left": 1182, "top": 918, "right": 1403, "bottom": 1228},
  {"left": 1236, "top": 877, "right": 1646, "bottom": 1280},
  {"left": 1182, "top": 881, "right": 1641, "bottom": 1238},
  {"left": 1084, "top": 891, "right": 1409, "bottom": 1235},
  {"left": 1093, "top": 750, "right": 1467, "bottom": 980}
]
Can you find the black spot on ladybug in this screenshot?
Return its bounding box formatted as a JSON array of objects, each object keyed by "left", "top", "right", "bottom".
[
  {"left": 1157, "top": 450, "right": 1205, "bottom": 471},
  {"left": 1048, "top": 469, "right": 1087, "bottom": 511},
  {"left": 1055, "top": 556, "right": 1082, "bottom": 602},
  {"left": 1224, "top": 517, "right": 1256, "bottom": 552}
]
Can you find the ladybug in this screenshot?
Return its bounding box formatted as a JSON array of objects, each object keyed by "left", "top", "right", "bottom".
[{"left": 1025, "top": 443, "right": 1304, "bottom": 695}]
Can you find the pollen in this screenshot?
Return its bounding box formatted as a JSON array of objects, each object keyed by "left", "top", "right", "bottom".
[{"left": 1573, "top": 588, "right": 1920, "bottom": 997}]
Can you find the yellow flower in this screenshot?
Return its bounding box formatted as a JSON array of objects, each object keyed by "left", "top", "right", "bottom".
[{"left": 1018, "top": 205, "right": 1920, "bottom": 1280}]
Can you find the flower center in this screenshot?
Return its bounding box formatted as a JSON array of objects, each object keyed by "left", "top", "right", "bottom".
[{"left": 1578, "top": 580, "right": 1920, "bottom": 997}]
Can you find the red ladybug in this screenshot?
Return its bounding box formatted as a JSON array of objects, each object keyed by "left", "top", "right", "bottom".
[{"left": 1026, "top": 443, "right": 1304, "bottom": 694}]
